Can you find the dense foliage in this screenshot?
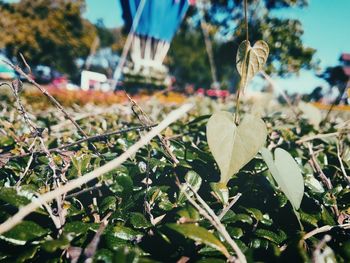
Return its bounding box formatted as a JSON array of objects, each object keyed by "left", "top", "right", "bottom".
[{"left": 0, "top": 88, "right": 349, "bottom": 262}]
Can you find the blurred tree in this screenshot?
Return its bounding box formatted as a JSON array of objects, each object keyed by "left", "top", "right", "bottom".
[
  {"left": 0, "top": 0, "right": 97, "bottom": 76},
  {"left": 320, "top": 54, "right": 350, "bottom": 104},
  {"left": 95, "top": 19, "right": 115, "bottom": 48},
  {"left": 168, "top": 28, "right": 213, "bottom": 88},
  {"left": 168, "top": 0, "right": 316, "bottom": 88}
]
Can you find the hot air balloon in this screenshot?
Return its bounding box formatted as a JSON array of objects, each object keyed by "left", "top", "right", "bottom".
[{"left": 117, "top": 0, "right": 194, "bottom": 87}]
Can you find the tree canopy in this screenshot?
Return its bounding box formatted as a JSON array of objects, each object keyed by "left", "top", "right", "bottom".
[{"left": 0, "top": 0, "right": 97, "bottom": 75}]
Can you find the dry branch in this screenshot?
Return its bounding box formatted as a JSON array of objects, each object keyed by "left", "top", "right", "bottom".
[
  {"left": 1, "top": 124, "right": 156, "bottom": 161},
  {"left": 0, "top": 103, "right": 193, "bottom": 235}
]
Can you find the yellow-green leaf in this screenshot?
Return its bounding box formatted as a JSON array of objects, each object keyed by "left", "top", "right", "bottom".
[
  {"left": 167, "top": 223, "right": 230, "bottom": 258},
  {"left": 261, "top": 148, "right": 304, "bottom": 210},
  {"left": 206, "top": 111, "right": 267, "bottom": 185},
  {"left": 236, "top": 40, "right": 269, "bottom": 90}
]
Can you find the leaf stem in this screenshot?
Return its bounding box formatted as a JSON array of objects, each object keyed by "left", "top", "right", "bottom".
[{"left": 235, "top": 0, "right": 249, "bottom": 125}]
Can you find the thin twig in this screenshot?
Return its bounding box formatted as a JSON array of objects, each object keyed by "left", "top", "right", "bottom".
[
  {"left": 336, "top": 141, "right": 350, "bottom": 184},
  {"left": 1, "top": 124, "right": 156, "bottom": 161},
  {"left": 2, "top": 60, "right": 100, "bottom": 155},
  {"left": 0, "top": 104, "right": 193, "bottom": 235},
  {"left": 179, "top": 186, "right": 233, "bottom": 261},
  {"left": 296, "top": 132, "right": 340, "bottom": 144},
  {"left": 84, "top": 212, "right": 112, "bottom": 259},
  {"left": 19, "top": 53, "right": 32, "bottom": 73},
  {"left": 65, "top": 184, "right": 103, "bottom": 199},
  {"left": 218, "top": 193, "right": 242, "bottom": 221},
  {"left": 186, "top": 184, "right": 247, "bottom": 263},
  {"left": 234, "top": 0, "right": 249, "bottom": 125},
  {"left": 303, "top": 223, "right": 350, "bottom": 240},
  {"left": 124, "top": 90, "right": 180, "bottom": 164},
  {"left": 16, "top": 139, "right": 37, "bottom": 187},
  {"left": 307, "top": 143, "right": 339, "bottom": 217}
]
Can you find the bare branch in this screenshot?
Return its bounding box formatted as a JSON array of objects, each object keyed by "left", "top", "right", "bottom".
[{"left": 0, "top": 104, "right": 193, "bottom": 235}]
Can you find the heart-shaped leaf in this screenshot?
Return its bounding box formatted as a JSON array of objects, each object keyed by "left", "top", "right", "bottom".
[
  {"left": 261, "top": 147, "right": 304, "bottom": 210},
  {"left": 206, "top": 111, "right": 267, "bottom": 185},
  {"left": 236, "top": 40, "right": 269, "bottom": 90}
]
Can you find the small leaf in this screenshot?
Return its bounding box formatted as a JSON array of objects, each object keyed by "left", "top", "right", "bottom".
[
  {"left": 129, "top": 212, "right": 151, "bottom": 229},
  {"left": 261, "top": 148, "right": 304, "bottom": 210},
  {"left": 42, "top": 237, "right": 70, "bottom": 253},
  {"left": 112, "top": 226, "right": 142, "bottom": 241},
  {"left": 100, "top": 196, "right": 117, "bottom": 214},
  {"left": 210, "top": 182, "right": 229, "bottom": 205},
  {"left": 178, "top": 171, "right": 202, "bottom": 203},
  {"left": 236, "top": 40, "right": 269, "bottom": 90},
  {"left": 94, "top": 249, "right": 113, "bottom": 263},
  {"left": 0, "top": 188, "right": 31, "bottom": 207},
  {"left": 255, "top": 229, "right": 287, "bottom": 244},
  {"left": 207, "top": 112, "right": 267, "bottom": 185},
  {"left": 305, "top": 174, "right": 325, "bottom": 193},
  {"left": 63, "top": 221, "right": 93, "bottom": 237},
  {"left": 167, "top": 223, "right": 230, "bottom": 258},
  {"left": 15, "top": 246, "right": 39, "bottom": 263},
  {"left": 1, "top": 221, "right": 49, "bottom": 245},
  {"left": 227, "top": 227, "right": 244, "bottom": 239}
]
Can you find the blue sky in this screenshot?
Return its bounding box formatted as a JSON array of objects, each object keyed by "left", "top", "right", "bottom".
[
  {"left": 4, "top": 0, "right": 350, "bottom": 93},
  {"left": 84, "top": 0, "right": 350, "bottom": 93}
]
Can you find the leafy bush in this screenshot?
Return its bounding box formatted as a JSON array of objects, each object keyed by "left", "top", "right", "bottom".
[{"left": 0, "top": 90, "right": 349, "bottom": 262}]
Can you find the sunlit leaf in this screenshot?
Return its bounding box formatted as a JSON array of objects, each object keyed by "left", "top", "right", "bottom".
[
  {"left": 178, "top": 170, "right": 202, "bottom": 203},
  {"left": 206, "top": 111, "right": 267, "bottom": 185},
  {"left": 167, "top": 223, "right": 229, "bottom": 258},
  {"left": 1, "top": 221, "right": 49, "bottom": 245},
  {"left": 236, "top": 40, "right": 269, "bottom": 90},
  {"left": 261, "top": 148, "right": 304, "bottom": 210}
]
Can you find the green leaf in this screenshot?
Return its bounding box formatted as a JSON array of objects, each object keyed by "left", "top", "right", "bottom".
[
  {"left": 167, "top": 223, "right": 230, "bottom": 258},
  {"left": 178, "top": 170, "right": 202, "bottom": 203},
  {"left": 227, "top": 227, "right": 244, "bottom": 239},
  {"left": 129, "top": 212, "right": 151, "bottom": 229},
  {"left": 42, "top": 237, "right": 70, "bottom": 253},
  {"left": 255, "top": 229, "right": 287, "bottom": 244},
  {"left": 177, "top": 205, "right": 200, "bottom": 221},
  {"left": 242, "top": 207, "right": 264, "bottom": 222},
  {"left": 0, "top": 136, "right": 15, "bottom": 147},
  {"left": 0, "top": 188, "right": 30, "bottom": 207},
  {"left": 236, "top": 40, "right": 269, "bottom": 90},
  {"left": 261, "top": 148, "right": 304, "bottom": 210},
  {"left": 100, "top": 196, "right": 117, "bottom": 214},
  {"left": 305, "top": 174, "right": 325, "bottom": 193},
  {"left": 15, "top": 246, "right": 39, "bottom": 263},
  {"left": 112, "top": 226, "right": 142, "bottom": 241},
  {"left": 230, "top": 214, "right": 254, "bottom": 225},
  {"left": 63, "top": 221, "right": 93, "bottom": 237},
  {"left": 94, "top": 249, "right": 113, "bottom": 263},
  {"left": 210, "top": 182, "right": 229, "bottom": 205},
  {"left": 206, "top": 112, "right": 267, "bottom": 185},
  {"left": 110, "top": 174, "right": 133, "bottom": 199},
  {"left": 1, "top": 221, "right": 49, "bottom": 245}
]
